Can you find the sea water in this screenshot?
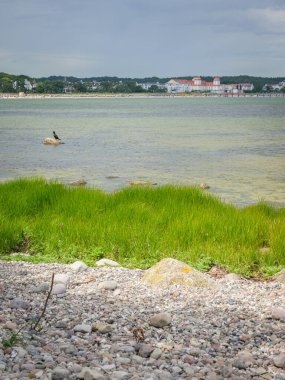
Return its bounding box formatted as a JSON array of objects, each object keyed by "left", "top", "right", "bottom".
[{"left": 0, "top": 96, "right": 284, "bottom": 206}]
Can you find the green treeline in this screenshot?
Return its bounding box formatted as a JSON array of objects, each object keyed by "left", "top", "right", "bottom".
[
  {"left": 1, "top": 178, "right": 285, "bottom": 277},
  {"left": 0, "top": 71, "right": 284, "bottom": 93}
]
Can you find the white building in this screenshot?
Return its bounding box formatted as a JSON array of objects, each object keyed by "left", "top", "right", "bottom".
[
  {"left": 165, "top": 76, "right": 254, "bottom": 94},
  {"left": 137, "top": 82, "right": 166, "bottom": 91}
]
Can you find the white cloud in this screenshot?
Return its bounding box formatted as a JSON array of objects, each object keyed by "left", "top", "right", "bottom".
[{"left": 249, "top": 7, "right": 285, "bottom": 34}]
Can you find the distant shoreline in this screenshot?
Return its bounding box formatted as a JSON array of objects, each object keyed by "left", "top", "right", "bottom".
[{"left": 1, "top": 92, "right": 285, "bottom": 99}]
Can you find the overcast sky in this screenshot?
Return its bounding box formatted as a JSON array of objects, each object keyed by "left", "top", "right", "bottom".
[{"left": 1, "top": 0, "right": 285, "bottom": 78}]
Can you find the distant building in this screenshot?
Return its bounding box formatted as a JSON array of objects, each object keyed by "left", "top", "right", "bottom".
[
  {"left": 24, "top": 79, "right": 33, "bottom": 91},
  {"left": 165, "top": 76, "right": 254, "bottom": 93},
  {"left": 262, "top": 80, "right": 285, "bottom": 92},
  {"left": 137, "top": 82, "right": 166, "bottom": 91}
]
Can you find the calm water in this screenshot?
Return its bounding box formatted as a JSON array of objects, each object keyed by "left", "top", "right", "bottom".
[{"left": 0, "top": 96, "right": 285, "bottom": 206}]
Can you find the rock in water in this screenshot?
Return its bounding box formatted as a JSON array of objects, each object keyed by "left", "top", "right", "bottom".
[
  {"left": 128, "top": 180, "right": 157, "bottom": 186},
  {"left": 69, "top": 179, "right": 87, "bottom": 186},
  {"left": 142, "top": 258, "right": 215, "bottom": 288},
  {"left": 43, "top": 138, "right": 64, "bottom": 145}
]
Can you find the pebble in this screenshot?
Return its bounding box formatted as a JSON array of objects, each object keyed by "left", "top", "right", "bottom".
[
  {"left": 74, "top": 324, "right": 92, "bottom": 333},
  {"left": 52, "top": 366, "right": 70, "bottom": 379},
  {"left": 98, "top": 280, "right": 118, "bottom": 290},
  {"left": 51, "top": 283, "right": 67, "bottom": 295},
  {"left": 96, "top": 259, "right": 120, "bottom": 267},
  {"left": 4, "top": 321, "right": 17, "bottom": 330},
  {"left": 77, "top": 367, "right": 107, "bottom": 379},
  {"left": 273, "top": 354, "right": 285, "bottom": 368},
  {"left": 1, "top": 259, "right": 285, "bottom": 380},
  {"left": 70, "top": 261, "right": 89, "bottom": 273},
  {"left": 149, "top": 312, "right": 171, "bottom": 328},
  {"left": 272, "top": 307, "right": 285, "bottom": 322}
]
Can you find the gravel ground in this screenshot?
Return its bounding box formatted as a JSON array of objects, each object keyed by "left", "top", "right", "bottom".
[{"left": 0, "top": 260, "right": 285, "bottom": 380}]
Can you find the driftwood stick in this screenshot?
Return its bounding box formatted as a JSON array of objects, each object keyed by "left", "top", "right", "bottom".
[{"left": 32, "top": 273, "right": 55, "bottom": 331}]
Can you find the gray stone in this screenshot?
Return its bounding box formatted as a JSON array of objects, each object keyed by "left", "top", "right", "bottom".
[
  {"left": 98, "top": 280, "right": 118, "bottom": 290},
  {"left": 132, "top": 355, "right": 145, "bottom": 364},
  {"left": 273, "top": 354, "right": 285, "bottom": 369},
  {"left": 138, "top": 343, "right": 154, "bottom": 358},
  {"left": 111, "top": 371, "right": 130, "bottom": 379},
  {"left": 149, "top": 312, "right": 171, "bottom": 328},
  {"left": 96, "top": 259, "right": 120, "bottom": 267},
  {"left": 70, "top": 261, "right": 89, "bottom": 272},
  {"left": 0, "top": 363, "right": 6, "bottom": 371},
  {"left": 10, "top": 298, "right": 30, "bottom": 310},
  {"left": 115, "top": 345, "right": 135, "bottom": 353},
  {"left": 156, "top": 369, "right": 173, "bottom": 380},
  {"left": 150, "top": 348, "right": 162, "bottom": 359},
  {"left": 51, "top": 283, "right": 66, "bottom": 295},
  {"left": 30, "top": 283, "right": 50, "bottom": 293},
  {"left": 74, "top": 324, "right": 92, "bottom": 333},
  {"left": 52, "top": 366, "right": 70, "bottom": 379},
  {"left": 54, "top": 273, "right": 70, "bottom": 285},
  {"left": 272, "top": 307, "right": 285, "bottom": 322},
  {"left": 233, "top": 351, "right": 254, "bottom": 369},
  {"left": 77, "top": 367, "right": 108, "bottom": 380}
]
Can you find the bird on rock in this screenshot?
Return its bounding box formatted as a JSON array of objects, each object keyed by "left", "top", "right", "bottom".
[{"left": 53, "top": 131, "right": 61, "bottom": 140}]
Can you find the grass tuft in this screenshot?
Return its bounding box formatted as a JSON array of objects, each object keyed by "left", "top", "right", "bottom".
[{"left": 0, "top": 178, "right": 285, "bottom": 277}]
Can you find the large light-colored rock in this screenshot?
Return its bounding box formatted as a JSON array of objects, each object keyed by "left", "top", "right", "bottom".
[
  {"left": 273, "top": 269, "right": 285, "bottom": 283},
  {"left": 43, "top": 138, "right": 64, "bottom": 145},
  {"left": 142, "top": 258, "right": 215, "bottom": 288}
]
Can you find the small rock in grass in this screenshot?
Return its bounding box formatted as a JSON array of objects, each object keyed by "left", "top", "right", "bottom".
[
  {"left": 96, "top": 258, "right": 120, "bottom": 267},
  {"left": 149, "top": 312, "right": 171, "bottom": 328},
  {"left": 273, "top": 269, "right": 285, "bottom": 283}
]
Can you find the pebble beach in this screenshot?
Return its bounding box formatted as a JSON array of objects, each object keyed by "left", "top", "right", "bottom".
[{"left": 1, "top": 260, "right": 285, "bottom": 380}]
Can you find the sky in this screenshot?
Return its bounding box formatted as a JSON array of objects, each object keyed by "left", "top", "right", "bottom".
[{"left": 0, "top": 0, "right": 285, "bottom": 78}]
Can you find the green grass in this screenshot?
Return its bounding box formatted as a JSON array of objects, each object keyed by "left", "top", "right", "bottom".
[{"left": 0, "top": 178, "right": 285, "bottom": 277}]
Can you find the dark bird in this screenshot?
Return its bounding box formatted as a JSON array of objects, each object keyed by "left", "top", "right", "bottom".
[{"left": 53, "top": 131, "right": 61, "bottom": 140}]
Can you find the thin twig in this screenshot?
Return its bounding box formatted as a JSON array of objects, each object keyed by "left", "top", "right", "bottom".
[{"left": 32, "top": 273, "right": 55, "bottom": 331}]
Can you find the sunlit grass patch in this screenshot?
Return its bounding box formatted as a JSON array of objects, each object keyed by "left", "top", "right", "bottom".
[{"left": 0, "top": 178, "right": 284, "bottom": 277}]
